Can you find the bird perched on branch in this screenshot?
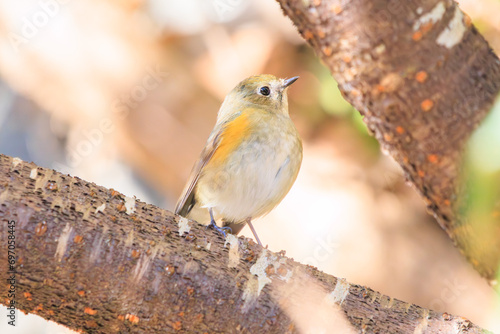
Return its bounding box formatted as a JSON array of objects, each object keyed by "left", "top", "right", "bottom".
[{"left": 175, "top": 74, "right": 302, "bottom": 246}]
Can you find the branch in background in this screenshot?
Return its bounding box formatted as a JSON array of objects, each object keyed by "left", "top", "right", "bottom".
[
  {"left": 277, "top": 0, "right": 500, "bottom": 281},
  {"left": 0, "top": 154, "right": 489, "bottom": 333}
]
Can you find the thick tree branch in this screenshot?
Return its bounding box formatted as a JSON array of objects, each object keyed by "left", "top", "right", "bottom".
[
  {"left": 277, "top": 0, "right": 500, "bottom": 281},
  {"left": 0, "top": 154, "right": 490, "bottom": 333}
]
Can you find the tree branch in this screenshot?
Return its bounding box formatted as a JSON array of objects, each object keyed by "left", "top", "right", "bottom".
[
  {"left": 0, "top": 154, "right": 490, "bottom": 332},
  {"left": 277, "top": 0, "right": 500, "bottom": 281}
]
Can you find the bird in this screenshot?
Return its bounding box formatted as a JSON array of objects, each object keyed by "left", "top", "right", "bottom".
[{"left": 175, "top": 74, "right": 302, "bottom": 246}]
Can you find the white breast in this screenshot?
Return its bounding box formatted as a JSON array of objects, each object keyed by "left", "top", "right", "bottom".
[{"left": 197, "top": 120, "right": 302, "bottom": 223}]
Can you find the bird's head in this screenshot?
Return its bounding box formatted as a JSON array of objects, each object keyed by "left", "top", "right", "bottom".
[{"left": 218, "top": 74, "right": 299, "bottom": 121}]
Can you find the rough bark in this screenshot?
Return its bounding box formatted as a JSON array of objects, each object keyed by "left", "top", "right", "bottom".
[
  {"left": 277, "top": 0, "right": 500, "bottom": 282},
  {"left": 0, "top": 154, "right": 490, "bottom": 333}
]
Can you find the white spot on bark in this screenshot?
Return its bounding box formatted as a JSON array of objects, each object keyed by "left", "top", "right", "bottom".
[
  {"left": 0, "top": 190, "right": 9, "bottom": 204},
  {"left": 133, "top": 246, "right": 159, "bottom": 282},
  {"left": 125, "top": 229, "right": 134, "bottom": 247},
  {"left": 326, "top": 278, "right": 350, "bottom": 306},
  {"left": 124, "top": 196, "right": 136, "bottom": 215},
  {"left": 152, "top": 272, "right": 162, "bottom": 294},
  {"left": 241, "top": 250, "right": 292, "bottom": 312},
  {"left": 95, "top": 203, "right": 106, "bottom": 214},
  {"left": 413, "top": 309, "right": 429, "bottom": 334},
  {"left": 133, "top": 253, "right": 152, "bottom": 282},
  {"left": 417, "top": 7, "right": 423, "bottom": 15},
  {"left": 224, "top": 234, "right": 239, "bottom": 268},
  {"left": 16, "top": 206, "right": 34, "bottom": 228},
  {"left": 250, "top": 250, "right": 273, "bottom": 296},
  {"left": 178, "top": 217, "right": 190, "bottom": 236},
  {"left": 436, "top": 7, "right": 466, "bottom": 48},
  {"left": 374, "top": 44, "right": 386, "bottom": 54},
  {"left": 413, "top": 2, "right": 445, "bottom": 31},
  {"left": 277, "top": 258, "right": 293, "bottom": 281},
  {"left": 12, "top": 157, "right": 22, "bottom": 168},
  {"left": 241, "top": 276, "right": 259, "bottom": 313},
  {"left": 89, "top": 227, "right": 108, "bottom": 264},
  {"left": 55, "top": 223, "right": 73, "bottom": 262},
  {"left": 206, "top": 242, "right": 211, "bottom": 250},
  {"left": 29, "top": 168, "right": 38, "bottom": 179}
]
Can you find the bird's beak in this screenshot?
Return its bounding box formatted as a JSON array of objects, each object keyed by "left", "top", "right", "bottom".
[{"left": 283, "top": 76, "right": 299, "bottom": 88}]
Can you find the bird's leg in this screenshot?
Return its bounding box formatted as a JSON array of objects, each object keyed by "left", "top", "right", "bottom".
[
  {"left": 246, "top": 218, "right": 262, "bottom": 246},
  {"left": 208, "top": 208, "right": 232, "bottom": 238}
]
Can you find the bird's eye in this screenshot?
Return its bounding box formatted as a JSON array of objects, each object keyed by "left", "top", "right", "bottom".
[{"left": 259, "top": 86, "right": 271, "bottom": 96}]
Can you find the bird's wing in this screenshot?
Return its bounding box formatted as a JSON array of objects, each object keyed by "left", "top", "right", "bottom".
[
  {"left": 174, "top": 128, "right": 222, "bottom": 216},
  {"left": 175, "top": 110, "right": 249, "bottom": 217}
]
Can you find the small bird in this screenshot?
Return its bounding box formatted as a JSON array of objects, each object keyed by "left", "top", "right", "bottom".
[{"left": 175, "top": 74, "right": 302, "bottom": 246}]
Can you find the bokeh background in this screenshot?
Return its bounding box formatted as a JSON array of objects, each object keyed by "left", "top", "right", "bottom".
[{"left": 0, "top": 0, "right": 499, "bottom": 332}]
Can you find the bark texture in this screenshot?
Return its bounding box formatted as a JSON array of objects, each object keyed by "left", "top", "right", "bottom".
[
  {"left": 277, "top": 0, "right": 500, "bottom": 281},
  {"left": 0, "top": 154, "right": 490, "bottom": 333}
]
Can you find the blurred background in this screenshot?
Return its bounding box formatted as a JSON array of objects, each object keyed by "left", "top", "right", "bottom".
[{"left": 0, "top": 0, "right": 499, "bottom": 332}]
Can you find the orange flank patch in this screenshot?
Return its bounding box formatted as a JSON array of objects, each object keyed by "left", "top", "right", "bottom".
[{"left": 210, "top": 113, "right": 251, "bottom": 166}]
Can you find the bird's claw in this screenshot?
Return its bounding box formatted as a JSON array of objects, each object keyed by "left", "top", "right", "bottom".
[{"left": 207, "top": 220, "right": 232, "bottom": 238}]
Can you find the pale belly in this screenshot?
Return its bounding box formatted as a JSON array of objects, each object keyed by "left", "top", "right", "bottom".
[{"left": 196, "top": 126, "right": 302, "bottom": 223}]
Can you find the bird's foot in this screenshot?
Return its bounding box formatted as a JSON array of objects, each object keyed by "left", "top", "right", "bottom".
[{"left": 207, "top": 219, "right": 232, "bottom": 238}]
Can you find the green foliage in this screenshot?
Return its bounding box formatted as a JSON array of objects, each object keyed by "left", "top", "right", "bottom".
[{"left": 463, "top": 94, "right": 500, "bottom": 280}]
